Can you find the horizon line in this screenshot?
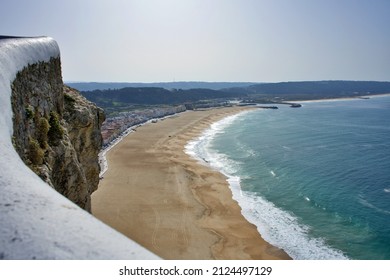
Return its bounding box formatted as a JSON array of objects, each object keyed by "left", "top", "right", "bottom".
[{"left": 65, "top": 79, "right": 390, "bottom": 84}]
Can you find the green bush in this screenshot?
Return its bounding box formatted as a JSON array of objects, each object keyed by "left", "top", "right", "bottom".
[
  {"left": 64, "top": 93, "right": 76, "bottom": 104},
  {"left": 25, "top": 106, "right": 34, "bottom": 120},
  {"left": 48, "top": 111, "right": 63, "bottom": 145},
  {"left": 28, "top": 138, "right": 44, "bottom": 165},
  {"left": 37, "top": 117, "right": 50, "bottom": 149}
]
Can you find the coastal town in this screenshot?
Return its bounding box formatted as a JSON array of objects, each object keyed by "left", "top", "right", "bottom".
[
  {"left": 99, "top": 100, "right": 303, "bottom": 147},
  {"left": 101, "top": 105, "right": 186, "bottom": 146}
]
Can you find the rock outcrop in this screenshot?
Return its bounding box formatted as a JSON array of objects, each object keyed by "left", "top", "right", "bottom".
[
  {"left": 11, "top": 58, "right": 104, "bottom": 211},
  {"left": 0, "top": 36, "right": 158, "bottom": 259}
]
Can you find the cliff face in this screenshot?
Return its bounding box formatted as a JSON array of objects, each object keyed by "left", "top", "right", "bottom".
[
  {"left": 0, "top": 37, "right": 158, "bottom": 259},
  {"left": 11, "top": 57, "right": 104, "bottom": 211}
]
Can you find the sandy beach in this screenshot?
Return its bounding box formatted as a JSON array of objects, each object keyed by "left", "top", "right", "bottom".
[{"left": 91, "top": 107, "right": 291, "bottom": 260}]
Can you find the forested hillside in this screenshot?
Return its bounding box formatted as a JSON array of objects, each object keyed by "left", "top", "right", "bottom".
[{"left": 80, "top": 81, "right": 390, "bottom": 108}]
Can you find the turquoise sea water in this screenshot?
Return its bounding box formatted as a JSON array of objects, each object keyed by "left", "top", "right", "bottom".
[{"left": 186, "top": 95, "right": 390, "bottom": 259}]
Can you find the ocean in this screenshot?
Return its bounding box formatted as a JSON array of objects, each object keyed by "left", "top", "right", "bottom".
[{"left": 185, "top": 95, "right": 390, "bottom": 260}]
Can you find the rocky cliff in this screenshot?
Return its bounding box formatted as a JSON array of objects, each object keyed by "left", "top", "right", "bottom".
[
  {"left": 0, "top": 36, "right": 158, "bottom": 259},
  {"left": 11, "top": 58, "right": 104, "bottom": 211}
]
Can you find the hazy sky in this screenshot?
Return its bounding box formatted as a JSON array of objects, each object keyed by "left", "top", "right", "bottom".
[{"left": 1, "top": 0, "right": 389, "bottom": 82}]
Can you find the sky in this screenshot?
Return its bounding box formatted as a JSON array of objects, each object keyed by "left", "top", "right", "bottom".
[{"left": 1, "top": 0, "right": 389, "bottom": 83}]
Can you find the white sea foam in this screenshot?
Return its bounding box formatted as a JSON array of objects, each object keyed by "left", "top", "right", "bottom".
[
  {"left": 185, "top": 111, "right": 249, "bottom": 167},
  {"left": 358, "top": 195, "right": 390, "bottom": 216},
  {"left": 184, "top": 110, "right": 348, "bottom": 260},
  {"left": 236, "top": 190, "right": 348, "bottom": 259}
]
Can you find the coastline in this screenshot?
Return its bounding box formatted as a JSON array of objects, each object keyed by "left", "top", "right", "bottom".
[
  {"left": 98, "top": 112, "right": 185, "bottom": 178},
  {"left": 288, "top": 92, "right": 390, "bottom": 104},
  {"left": 91, "top": 107, "right": 291, "bottom": 260}
]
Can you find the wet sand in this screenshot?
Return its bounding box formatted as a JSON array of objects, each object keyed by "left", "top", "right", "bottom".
[{"left": 91, "top": 107, "right": 291, "bottom": 260}]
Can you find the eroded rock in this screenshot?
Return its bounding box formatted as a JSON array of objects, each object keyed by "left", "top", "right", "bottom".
[{"left": 11, "top": 58, "right": 105, "bottom": 212}]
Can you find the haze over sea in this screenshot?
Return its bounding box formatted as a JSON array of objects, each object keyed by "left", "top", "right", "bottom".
[{"left": 186, "top": 95, "right": 390, "bottom": 260}]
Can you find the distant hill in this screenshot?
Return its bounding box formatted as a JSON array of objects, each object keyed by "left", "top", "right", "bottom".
[
  {"left": 225, "top": 81, "right": 390, "bottom": 100},
  {"left": 67, "top": 81, "right": 256, "bottom": 91},
  {"left": 81, "top": 87, "right": 246, "bottom": 108},
  {"left": 79, "top": 80, "right": 390, "bottom": 109}
]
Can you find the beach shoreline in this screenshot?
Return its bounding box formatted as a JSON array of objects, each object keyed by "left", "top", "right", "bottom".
[{"left": 91, "top": 106, "right": 291, "bottom": 260}]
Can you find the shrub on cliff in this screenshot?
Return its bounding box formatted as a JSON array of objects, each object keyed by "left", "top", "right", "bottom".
[
  {"left": 48, "top": 111, "right": 63, "bottom": 145},
  {"left": 28, "top": 138, "right": 44, "bottom": 165},
  {"left": 25, "top": 106, "right": 34, "bottom": 120},
  {"left": 37, "top": 117, "right": 50, "bottom": 149},
  {"left": 64, "top": 92, "right": 76, "bottom": 104}
]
